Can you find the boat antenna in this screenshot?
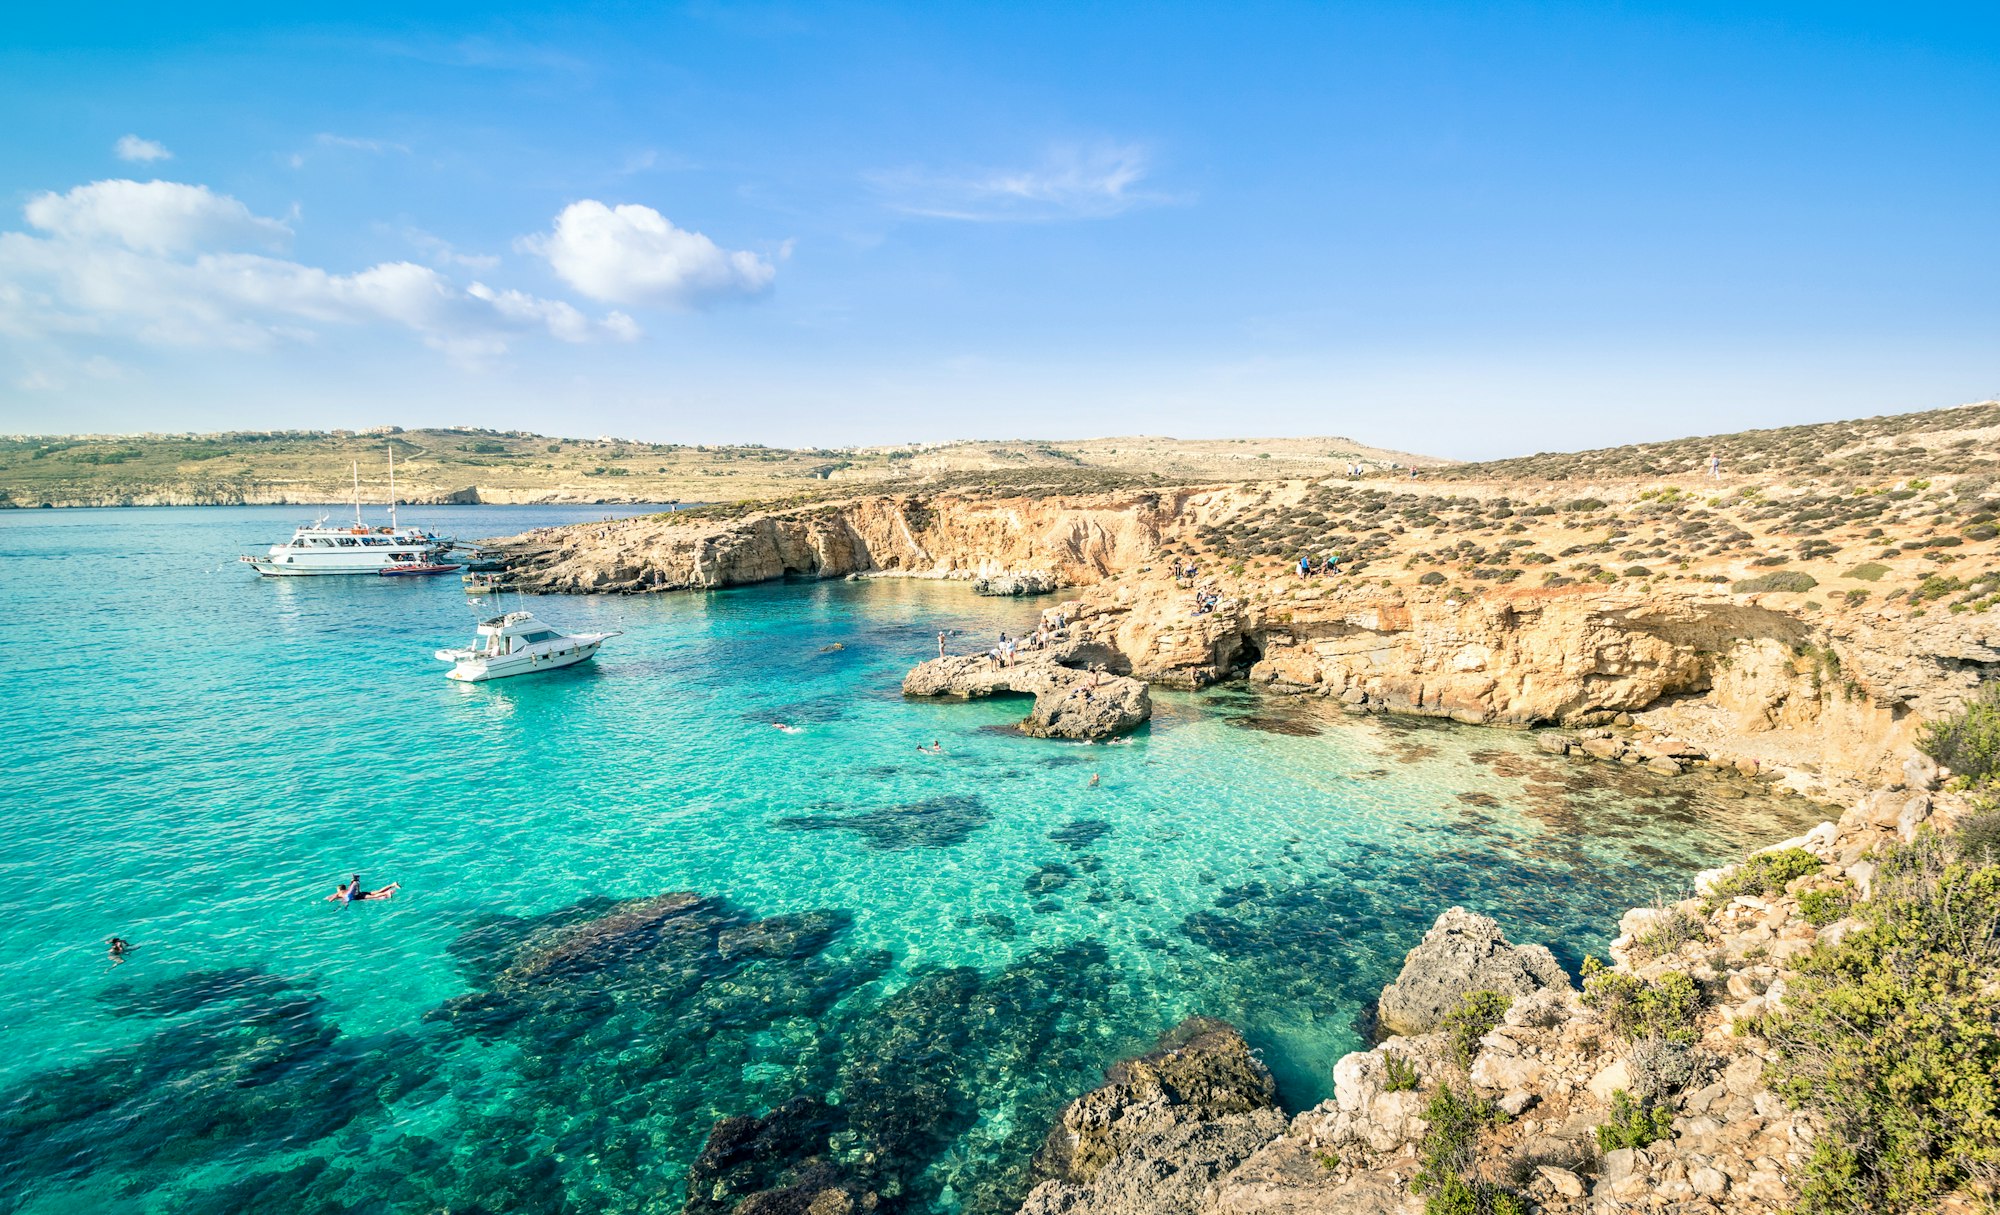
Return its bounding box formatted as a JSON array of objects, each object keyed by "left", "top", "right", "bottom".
[
  {"left": 351, "top": 461, "right": 363, "bottom": 527},
  {"left": 387, "top": 444, "right": 398, "bottom": 531}
]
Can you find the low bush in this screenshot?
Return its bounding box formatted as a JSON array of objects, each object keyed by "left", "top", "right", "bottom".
[
  {"left": 1845, "top": 562, "right": 1890, "bottom": 581},
  {"left": 1441, "top": 990, "right": 1514, "bottom": 1069},
  {"left": 1763, "top": 831, "right": 2000, "bottom": 1214},
  {"left": 1921, "top": 681, "right": 2000, "bottom": 786},
  {"left": 1733, "top": 570, "right": 1820, "bottom": 594},
  {"left": 1626, "top": 1033, "right": 1701, "bottom": 1099},
  {"left": 1797, "top": 882, "right": 1855, "bottom": 927},
  {"left": 1595, "top": 1089, "right": 1676, "bottom": 1152},
  {"left": 1629, "top": 908, "right": 1706, "bottom": 960},
  {"left": 1705, "top": 847, "right": 1824, "bottom": 903},
  {"left": 1383, "top": 1051, "right": 1421, "bottom": 1093},
  {"left": 1412, "top": 1086, "right": 1525, "bottom": 1215},
  {"left": 1582, "top": 963, "right": 1703, "bottom": 1043},
  {"left": 1957, "top": 812, "right": 2000, "bottom": 864}
]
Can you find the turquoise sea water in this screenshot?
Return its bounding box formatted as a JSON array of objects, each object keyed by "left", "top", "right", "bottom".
[{"left": 0, "top": 506, "right": 1826, "bottom": 1215}]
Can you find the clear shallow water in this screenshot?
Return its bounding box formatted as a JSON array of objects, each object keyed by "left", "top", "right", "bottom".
[{"left": 0, "top": 506, "right": 1827, "bottom": 1215}]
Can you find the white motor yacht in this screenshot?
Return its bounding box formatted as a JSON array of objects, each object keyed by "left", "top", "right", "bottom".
[
  {"left": 241, "top": 453, "right": 453, "bottom": 576},
  {"left": 435, "top": 611, "right": 618, "bottom": 681}
]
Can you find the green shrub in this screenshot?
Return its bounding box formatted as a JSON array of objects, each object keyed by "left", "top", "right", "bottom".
[
  {"left": 1763, "top": 832, "right": 2000, "bottom": 1214},
  {"left": 1583, "top": 967, "right": 1703, "bottom": 1043},
  {"left": 1956, "top": 812, "right": 2000, "bottom": 865},
  {"left": 1595, "top": 1089, "right": 1676, "bottom": 1152},
  {"left": 1921, "top": 682, "right": 2000, "bottom": 786},
  {"left": 1734, "top": 571, "right": 1820, "bottom": 594},
  {"left": 1705, "top": 847, "right": 1825, "bottom": 904},
  {"left": 1797, "top": 882, "right": 1855, "bottom": 927},
  {"left": 1441, "top": 990, "right": 1514, "bottom": 1069},
  {"left": 1383, "top": 1051, "right": 1421, "bottom": 1092},
  {"left": 1630, "top": 908, "right": 1705, "bottom": 960},
  {"left": 1419, "top": 571, "right": 1447, "bottom": 586},
  {"left": 1412, "top": 1085, "right": 1524, "bottom": 1214},
  {"left": 1844, "top": 562, "right": 1890, "bottom": 581}
]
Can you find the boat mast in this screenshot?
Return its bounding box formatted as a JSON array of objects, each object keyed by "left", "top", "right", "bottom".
[
  {"left": 387, "top": 445, "right": 399, "bottom": 530},
  {"left": 351, "top": 462, "right": 363, "bottom": 527}
]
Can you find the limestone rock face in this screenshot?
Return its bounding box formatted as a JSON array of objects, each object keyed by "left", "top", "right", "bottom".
[
  {"left": 902, "top": 651, "right": 1150, "bottom": 740},
  {"left": 1019, "top": 1017, "right": 1285, "bottom": 1215},
  {"left": 975, "top": 570, "right": 1060, "bottom": 596},
  {"left": 1375, "top": 908, "right": 1571, "bottom": 1037}
]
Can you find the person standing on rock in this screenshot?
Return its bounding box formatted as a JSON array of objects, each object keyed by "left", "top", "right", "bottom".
[{"left": 937, "top": 630, "right": 947, "bottom": 659}]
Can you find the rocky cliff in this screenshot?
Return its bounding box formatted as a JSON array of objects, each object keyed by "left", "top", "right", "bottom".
[{"left": 500, "top": 468, "right": 2000, "bottom": 792}]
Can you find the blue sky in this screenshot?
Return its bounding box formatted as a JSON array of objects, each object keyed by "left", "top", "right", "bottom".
[{"left": 1, "top": 2, "right": 1995, "bottom": 458}]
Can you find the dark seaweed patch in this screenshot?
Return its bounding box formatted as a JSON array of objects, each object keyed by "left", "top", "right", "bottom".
[
  {"left": 774, "top": 796, "right": 994, "bottom": 849},
  {"left": 1048, "top": 819, "right": 1113, "bottom": 850}
]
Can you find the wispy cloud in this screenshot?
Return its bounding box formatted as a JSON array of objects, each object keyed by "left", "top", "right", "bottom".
[
  {"left": 287, "top": 133, "right": 411, "bottom": 169},
  {"left": 403, "top": 226, "right": 501, "bottom": 271},
  {"left": 869, "top": 142, "right": 1175, "bottom": 222},
  {"left": 114, "top": 135, "right": 173, "bottom": 163}
]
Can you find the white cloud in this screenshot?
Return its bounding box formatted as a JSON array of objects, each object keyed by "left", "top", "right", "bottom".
[
  {"left": 115, "top": 135, "right": 174, "bottom": 163},
  {"left": 0, "top": 178, "right": 633, "bottom": 365},
  {"left": 522, "top": 200, "right": 776, "bottom": 308},
  {"left": 871, "top": 142, "right": 1171, "bottom": 222},
  {"left": 26, "top": 179, "right": 292, "bottom": 255}
]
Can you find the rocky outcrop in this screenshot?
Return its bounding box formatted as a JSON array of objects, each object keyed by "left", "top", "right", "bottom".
[
  {"left": 902, "top": 648, "right": 1151, "bottom": 740},
  {"left": 976, "top": 570, "right": 1061, "bottom": 596},
  {"left": 1018, "top": 1018, "right": 1287, "bottom": 1215},
  {"left": 1373, "top": 908, "right": 1570, "bottom": 1037},
  {"left": 497, "top": 490, "right": 1188, "bottom": 594}
]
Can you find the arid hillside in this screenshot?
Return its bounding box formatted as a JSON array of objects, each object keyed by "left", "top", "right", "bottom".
[{"left": 0, "top": 427, "right": 1439, "bottom": 508}]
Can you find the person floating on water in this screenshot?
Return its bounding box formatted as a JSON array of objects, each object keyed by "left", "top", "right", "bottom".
[
  {"left": 107, "top": 936, "right": 131, "bottom": 963},
  {"left": 327, "top": 875, "right": 401, "bottom": 904},
  {"left": 1087, "top": 773, "right": 1101, "bottom": 788}
]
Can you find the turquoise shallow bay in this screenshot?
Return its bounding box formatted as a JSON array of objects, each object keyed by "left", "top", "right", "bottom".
[{"left": 0, "top": 506, "right": 1824, "bottom": 1214}]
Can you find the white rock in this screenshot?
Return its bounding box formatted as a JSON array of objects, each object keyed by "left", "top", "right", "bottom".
[
  {"left": 1588, "top": 1057, "right": 1633, "bottom": 1104},
  {"left": 1690, "top": 1166, "right": 1729, "bottom": 1197},
  {"left": 1537, "top": 1165, "right": 1586, "bottom": 1198},
  {"left": 1470, "top": 1050, "right": 1544, "bottom": 1092}
]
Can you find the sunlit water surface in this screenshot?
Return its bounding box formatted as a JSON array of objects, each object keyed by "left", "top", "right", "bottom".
[{"left": 0, "top": 506, "right": 1826, "bottom": 1214}]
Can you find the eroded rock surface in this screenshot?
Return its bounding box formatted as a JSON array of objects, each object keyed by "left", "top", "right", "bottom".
[
  {"left": 1374, "top": 907, "right": 1569, "bottom": 1037},
  {"left": 903, "top": 650, "right": 1150, "bottom": 740},
  {"left": 1018, "top": 1017, "right": 1287, "bottom": 1215}
]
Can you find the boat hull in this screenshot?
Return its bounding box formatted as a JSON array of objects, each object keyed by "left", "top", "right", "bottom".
[{"left": 444, "top": 640, "right": 606, "bottom": 682}]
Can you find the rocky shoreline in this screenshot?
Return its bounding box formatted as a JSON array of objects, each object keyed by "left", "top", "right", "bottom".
[{"left": 1010, "top": 768, "right": 1978, "bottom": 1215}]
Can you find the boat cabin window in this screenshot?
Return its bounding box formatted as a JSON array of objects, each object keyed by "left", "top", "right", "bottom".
[{"left": 517, "top": 630, "right": 559, "bottom": 644}]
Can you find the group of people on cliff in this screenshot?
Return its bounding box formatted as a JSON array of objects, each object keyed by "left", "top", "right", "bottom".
[{"left": 1296, "top": 551, "right": 1344, "bottom": 578}]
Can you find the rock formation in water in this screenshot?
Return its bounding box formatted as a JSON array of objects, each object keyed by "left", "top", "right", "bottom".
[
  {"left": 902, "top": 642, "right": 1151, "bottom": 740},
  {"left": 1373, "top": 907, "right": 1571, "bottom": 1037},
  {"left": 1017, "top": 1017, "right": 1288, "bottom": 1215}
]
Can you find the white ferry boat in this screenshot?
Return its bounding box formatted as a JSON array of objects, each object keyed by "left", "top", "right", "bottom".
[
  {"left": 434, "top": 611, "right": 617, "bottom": 681},
  {"left": 241, "top": 455, "right": 453, "bottom": 576}
]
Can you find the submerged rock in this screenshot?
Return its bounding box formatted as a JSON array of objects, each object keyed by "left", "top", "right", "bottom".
[
  {"left": 1019, "top": 1017, "right": 1285, "bottom": 1215},
  {"left": 1374, "top": 907, "right": 1570, "bottom": 1036}
]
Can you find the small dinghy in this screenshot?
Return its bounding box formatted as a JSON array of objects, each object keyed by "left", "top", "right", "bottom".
[
  {"left": 435, "top": 611, "right": 618, "bottom": 681},
  {"left": 380, "top": 562, "right": 461, "bottom": 577}
]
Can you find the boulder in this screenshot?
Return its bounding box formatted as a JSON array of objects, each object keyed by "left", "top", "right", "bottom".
[
  {"left": 1375, "top": 908, "right": 1572, "bottom": 1037},
  {"left": 1019, "top": 1018, "right": 1286, "bottom": 1215},
  {"left": 975, "top": 570, "right": 1061, "bottom": 596}
]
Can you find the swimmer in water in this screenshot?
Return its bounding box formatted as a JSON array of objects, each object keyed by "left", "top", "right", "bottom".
[
  {"left": 773, "top": 722, "right": 800, "bottom": 734},
  {"left": 107, "top": 936, "right": 131, "bottom": 963},
  {"left": 1088, "top": 773, "right": 1101, "bottom": 788},
  {"left": 326, "top": 876, "right": 401, "bottom": 904}
]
